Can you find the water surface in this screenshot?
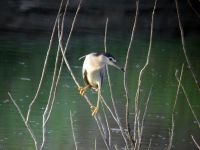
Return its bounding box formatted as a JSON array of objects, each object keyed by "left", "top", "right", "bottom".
[{"left": 0, "top": 31, "right": 200, "bottom": 150}]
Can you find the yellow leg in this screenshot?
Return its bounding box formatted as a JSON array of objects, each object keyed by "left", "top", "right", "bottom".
[
  {"left": 90, "top": 105, "right": 98, "bottom": 116},
  {"left": 78, "top": 85, "right": 89, "bottom": 96},
  {"left": 91, "top": 89, "right": 101, "bottom": 116}
]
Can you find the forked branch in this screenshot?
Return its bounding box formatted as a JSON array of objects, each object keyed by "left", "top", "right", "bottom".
[
  {"left": 103, "top": 18, "right": 129, "bottom": 148},
  {"left": 26, "top": 0, "right": 65, "bottom": 123},
  {"left": 123, "top": 0, "right": 139, "bottom": 146},
  {"left": 175, "top": 71, "right": 200, "bottom": 128},
  {"left": 8, "top": 92, "right": 38, "bottom": 150},
  {"left": 175, "top": 0, "right": 200, "bottom": 91},
  {"left": 133, "top": 0, "right": 157, "bottom": 143}
]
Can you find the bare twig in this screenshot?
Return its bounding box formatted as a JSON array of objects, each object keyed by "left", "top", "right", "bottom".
[
  {"left": 8, "top": 92, "right": 38, "bottom": 150},
  {"left": 123, "top": 0, "right": 139, "bottom": 146},
  {"left": 173, "top": 64, "right": 184, "bottom": 113},
  {"left": 175, "top": 72, "right": 200, "bottom": 128},
  {"left": 57, "top": 13, "right": 93, "bottom": 107},
  {"left": 103, "top": 18, "right": 129, "bottom": 148},
  {"left": 114, "top": 145, "right": 119, "bottom": 150},
  {"left": 40, "top": 2, "right": 70, "bottom": 150},
  {"left": 167, "top": 64, "right": 184, "bottom": 150},
  {"left": 100, "top": 94, "right": 131, "bottom": 149},
  {"left": 44, "top": 0, "right": 69, "bottom": 125},
  {"left": 56, "top": 6, "right": 111, "bottom": 149},
  {"left": 58, "top": 27, "right": 111, "bottom": 150},
  {"left": 137, "top": 85, "right": 153, "bottom": 150},
  {"left": 70, "top": 110, "right": 78, "bottom": 150},
  {"left": 40, "top": 1, "right": 81, "bottom": 150},
  {"left": 191, "top": 135, "right": 200, "bottom": 149},
  {"left": 100, "top": 95, "right": 118, "bottom": 122},
  {"left": 101, "top": 101, "right": 111, "bottom": 146},
  {"left": 94, "top": 139, "right": 97, "bottom": 150},
  {"left": 167, "top": 115, "right": 175, "bottom": 150},
  {"left": 101, "top": 94, "right": 134, "bottom": 149},
  {"left": 187, "top": 0, "right": 200, "bottom": 19},
  {"left": 147, "top": 138, "right": 152, "bottom": 150},
  {"left": 95, "top": 115, "right": 111, "bottom": 150},
  {"left": 26, "top": 0, "right": 64, "bottom": 123},
  {"left": 59, "top": 0, "right": 82, "bottom": 87},
  {"left": 136, "top": 110, "right": 141, "bottom": 149},
  {"left": 104, "top": 18, "right": 108, "bottom": 52},
  {"left": 175, "top": 0, "right": 200, "bottom": 91},
  {"left": 45, "top": 0, "right": 85, "bottom": 125},
  {"left": 133, "top": 0, "right": 157, "bottom": 142}
]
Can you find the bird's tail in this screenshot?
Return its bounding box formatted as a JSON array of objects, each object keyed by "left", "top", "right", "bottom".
[{"left": 79, "top": 55, "right": 87, "bottom": 60}]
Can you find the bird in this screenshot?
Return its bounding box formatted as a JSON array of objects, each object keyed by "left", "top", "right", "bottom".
[{"left": 78, "top": 52, "right": 124, "bottom": 116}]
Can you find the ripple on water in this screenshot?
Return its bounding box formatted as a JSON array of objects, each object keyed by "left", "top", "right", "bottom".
[{"left": 20, "top": 77, "right": 31, "bottom": 81}]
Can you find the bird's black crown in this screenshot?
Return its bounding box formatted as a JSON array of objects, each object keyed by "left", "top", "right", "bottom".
[{"left": 94, "top": 52, "right": 116, "bottom": 60}]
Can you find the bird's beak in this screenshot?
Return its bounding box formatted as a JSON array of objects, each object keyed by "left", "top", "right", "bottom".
[{"left": 110, "top": 62, "right": 124, "bottom": 72}]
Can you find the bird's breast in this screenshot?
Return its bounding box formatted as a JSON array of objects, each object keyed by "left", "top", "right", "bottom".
[{"left": 86, "top": 69, "right": 101, "bottom": 89}]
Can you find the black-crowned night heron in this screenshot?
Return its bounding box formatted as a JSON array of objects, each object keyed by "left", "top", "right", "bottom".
[{"left": 79, "top": 52, "right": 124, "bottom": 116}]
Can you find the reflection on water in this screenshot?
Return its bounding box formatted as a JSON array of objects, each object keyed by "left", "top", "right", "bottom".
[{"left": 0, "top": 32, "right": 200, "bottom": 150}]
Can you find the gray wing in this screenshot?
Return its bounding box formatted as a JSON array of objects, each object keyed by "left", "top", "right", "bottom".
[
  {"left": 99, "top": 67, "right": 106, "bottom": 88},
  {"left": 82, "top": 68, "right": 91, "bottom": 87}
]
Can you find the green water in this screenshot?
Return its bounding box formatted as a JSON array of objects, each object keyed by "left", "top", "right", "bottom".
[{"left": 0, "top": 32, "right": 199, "bottom": 150}]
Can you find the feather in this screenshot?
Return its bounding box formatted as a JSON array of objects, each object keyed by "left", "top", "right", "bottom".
[{"left": 79, "top": 55, "right": 87, "bottom": 60}]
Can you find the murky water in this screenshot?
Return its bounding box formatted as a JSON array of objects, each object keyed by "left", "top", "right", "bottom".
[{"left": 0, "top": 31, "right": 199, "bottom": 150}]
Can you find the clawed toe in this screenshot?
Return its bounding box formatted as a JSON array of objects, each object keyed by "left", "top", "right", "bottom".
[
  {"left": 90, "top": 105, "right": 98, "bottom": 116},
  {"left": 78, "top": 87, "right": 85, "bottom": 96},
  {"left": 78, "top": 85, "right": 90, "bottom": 96}
]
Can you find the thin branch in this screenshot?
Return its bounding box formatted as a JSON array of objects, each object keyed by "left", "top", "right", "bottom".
[
  {"left": 94, "top": 139, "right": 97, "bottom": 150},
  {"left": 173, "top": 64, "right": 184, "bottom": 113},
  {"left": 191, "top": 135, "right": 200, "bottom": 149},
  {"left": 26, "top": 0, "right": 64, "bottom": 123},
  {"left": 44, "top": 0, "right": 69, "bottom": 125},
  {"left": 136, "top": 110, "right": 141, "bottom": 150},
  {"left": 114, "top": 145, "right": 119, "bottom": 150},
  {"left": 187, "top": 0, "right": 200, "bottom": 19},
  {"left": 123, "top": 0, "right": 139, "bottom": 146},
  {"left": 102, "top": 18, "right": 111, "bottom": 146},
  {"left": 103, "top": 18, "right": 129, "bottom": 148},
  {"left": 70, "top": 110, "right": 78, "bottom": 150},
  {"left": 175, "top": 72, "right": 200, "bottom": 128},
  {"left": 57, "top": 19, "right": 93, "bottom": 107},
  {"left": 167, "top": 115, "right": 175, "bottom": 150},
  {"left": 40, "top": 1, "right": 81, "bottom": 150},
  {"left": 95, "top": 115, "right": 111, "bottom": 150},
  {"left": 137, "top": 85, "right": 153, "bottom": 150},
  {"left": 147, "top": 138, "right": 152, "bottom": 150},
  {"left": 8, "top": 92, "right": 38, "bottom": 150},
  {"left": 133, "top": 0, "right": 157, "bottom": 142},
  {"left": 100, "top": 94, "right": 129, "bottom": 148},
  {"left": 104, "top": 18, "right": 108, "bottom": 52},
  {"left": 175, "top": 0, "right": 200, "bottom": 90},
  {"left": 140, "top": 86, "right": 152, "bottom": 135},
  {"left": 58, "top": 25, "right": 111, "bottom": 150},
  {"left": 101, "top": 100, "right": 111, "bottom": 146},
  {"left": 60, "top": 0, "right": 82, "bottom": 88},
  {"left": 167, "top": 64, "right": 184, "bottom": 150},
  {"left": 100, "top": 95, "right": 118, "bottom": 123},
  {"left": 56, "top": 5, "right": 111, "bottom": 149}
]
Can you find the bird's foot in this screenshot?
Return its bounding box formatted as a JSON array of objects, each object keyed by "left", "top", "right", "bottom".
[
  {"left": 90, "top": 105, "right": 98, "bottom": 116},
  {"left": 78, "top": 86, "right": 86, "bottom": 96},
  {"left": 78, "top": 85, "right": 90, "bottom": 96}
]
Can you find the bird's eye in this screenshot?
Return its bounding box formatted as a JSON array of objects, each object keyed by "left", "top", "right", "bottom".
[{"left": 109, "top": 57, "right": 113, "bottom": 61}]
